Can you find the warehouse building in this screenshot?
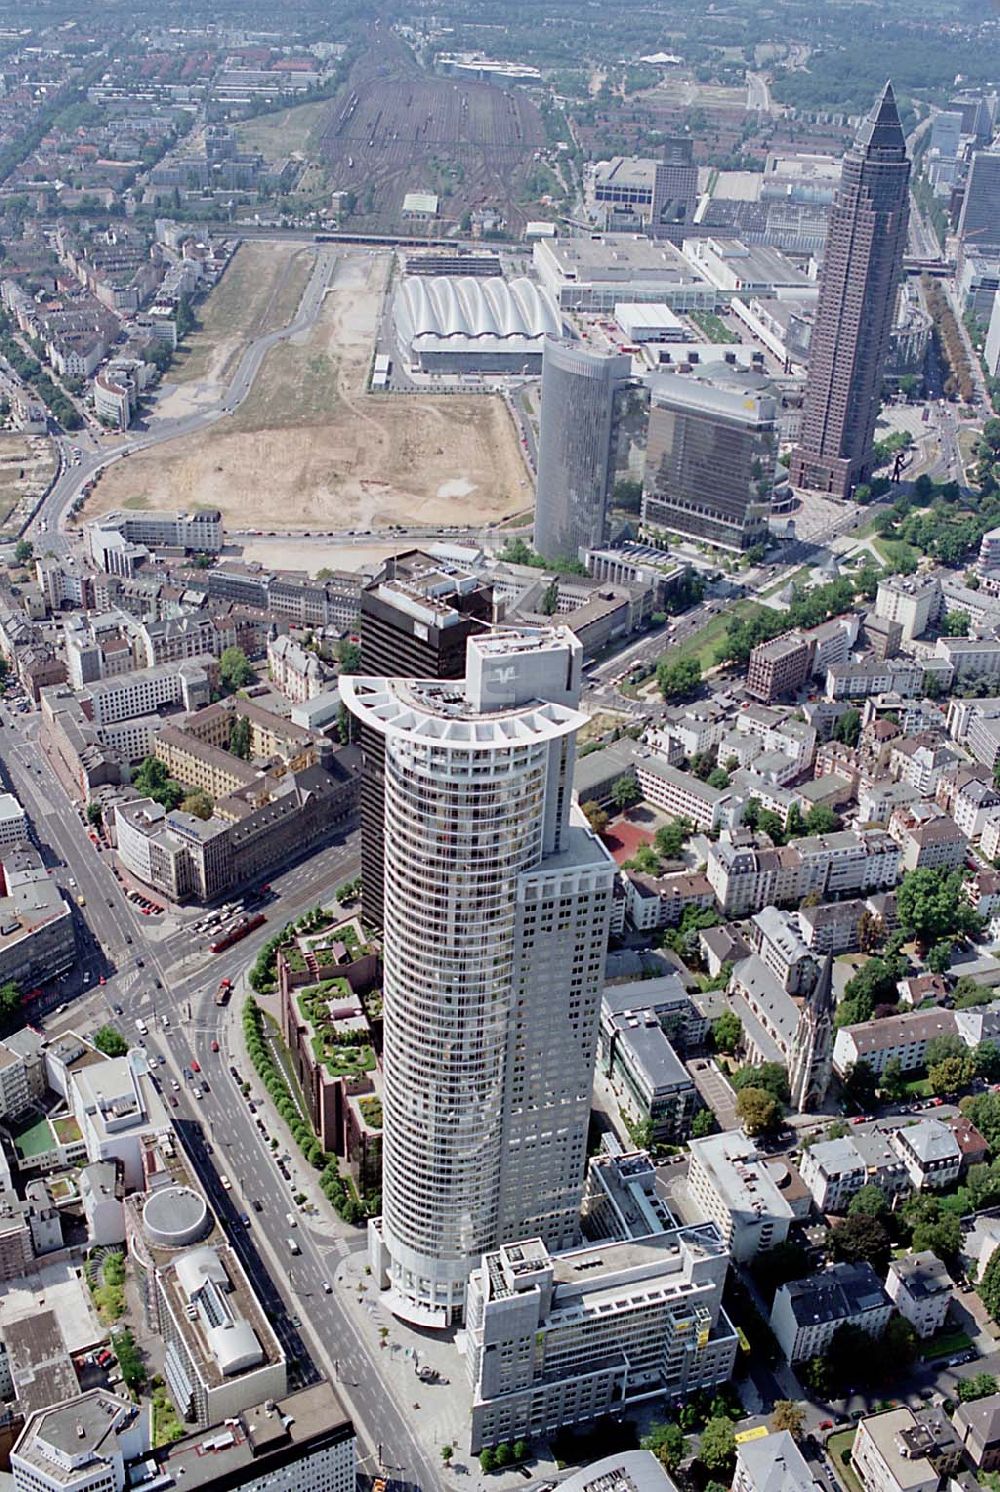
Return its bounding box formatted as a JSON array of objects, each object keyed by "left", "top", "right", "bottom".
[{"left": 393, "top": 275, "right": 562, "bottom": 373}]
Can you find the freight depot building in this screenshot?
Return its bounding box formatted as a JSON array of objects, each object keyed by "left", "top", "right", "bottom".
[{"left": 392, "top": 275, "right": 563, "bottom": 373}]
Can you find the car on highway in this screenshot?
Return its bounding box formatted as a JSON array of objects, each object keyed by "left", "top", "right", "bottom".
[
  {"left": 169, "top": 1095, "right": 178, "bottom": 1107},
  {"left": 192, "top": 1086, "right": 203, "bottom": 1100},
  {"left": 191, "top": 1059, "right": 200, "bottom": 1072},
  {"left": 240, "top": 1213, "right": 251, "bottom": 1227},
  {"left": 252, "top": 1199, "right": 263, "bottom": 1212},
  {"left": 220, "top": 1176, "right": 232, "bottom": 1191},
  {"left": 211, "top": 1040, "right": 220, "bottom": 1052}
]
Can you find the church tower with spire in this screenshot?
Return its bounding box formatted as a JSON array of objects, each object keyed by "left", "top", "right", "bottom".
[{"left": 789, "top": 954, "right": 836, "bottom": 1113}]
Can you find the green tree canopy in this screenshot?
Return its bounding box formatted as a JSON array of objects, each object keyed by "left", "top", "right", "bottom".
[
  {"left": 897, "top": 867, "right": 983, "bottom": 946},
  {"left": 92, "top": 1025, "right": 128, "bottom": 1057},
  {"left": 219, "top": 646, "right": 254, "bottom": 691},
  {"left": 611, "top": 774, "right": 641, "bottom": 811},
  {"left": 732, "top": 1062, "right": 789, "bottom": 1103},
  {"left": 133, "top": 756, "right": 183, "bottom": 812},
  {"left": 656, "top": 656, "right": 702, "bottom": 700},
  {"left": 711, "top": 1010, "right": 742, "bottom": 1054},
  {"left": 180, "top": 790, "right": 214, "bottom": 820},
  {"left": 642, "top": 1421, "right": 686, "bottom": 1472},
  {"left": 830, "top": 1213, "right": 892, "bottom": 1271},
  {"left": 849, "top": 1183, "right": 888, "bottom": 1219},
  {"left": 698, "top": 1418, "right": 736, "bottom": 1474},
  {"left": 735, "top": 1086, "right": 781, "bottom": 1136}
]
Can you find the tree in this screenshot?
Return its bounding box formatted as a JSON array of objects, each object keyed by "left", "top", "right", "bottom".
[
  {"left": 802, "top": 1356, "right": 831, "bottom": 1398},
  {"left": 698, "top": 1417, "right": 736, "bottom": 1475},
  {"left": 611, "top": 774, "right": 641, "bottom": 811},
  {"left": 925, "top": 940, "right": 953, "bottom": 976},
  {"left": 831, "top": 1214, "right": 891, "bottom": 1271},
  {"left": 928, "top": 1053, "right": 974, "bottom": 1097},
  {"left": 692, "top": 1108, "right": 717, "bottom": 1138},
  {"left": 85, "top": 802, "right": 103, "bottom": 828},
  {"left": 897, "top": 867, "right": 983, "bottom": 946},
  {"left": 92, "top": 1025, "right": 128, "bottom": 1057},
  {"left": 736, "top": 1086, "right": 780, "bottom": 1136},
  {"left": 711, "top": 1010, "right": 742, "bottom": 1054},
  {"left": 843, "top": 1058, "right": 878, "bottom": 1109},
  {"left": 849, "top": 1183, "right": 888, "bottom": 1219},
  {"left": 942, "top": 610, "right": 971, "bottom": 636},
  {"left": 858, "top": 909, "right": 886, "bottom": 955},
  {"left": 219, "top": 646, "right": 254, "bottom": 691},
  {"left": 12, "top": 539, "right": 32, "bottom": 565},
  {"left": 805, "top": 803, "right": 839, "bottom": 834},
  {"left": 732, "top": 1062, "right": 789, "bottom": 1103},
  {"left": 441, "top": 1445, "right": 454, "bottom": 1463},
  {"left": 657, "top": 656, "right": 702, "bottom": 700},
  {"left": 833, "top": 708, "right": 861, "bottom": 748},
  {"left": 494, "top": 1444, "right": 512, "bottom": 1468},
  {"left": 540, "top": 578, "right": 559, "bottom": 616},
  {"left": 882, "top": 1314, "right": 919, "bottom": 1371},
  {"left": 479, "top": 1448, "right": 496, "bottom": 1473},
  {"left": 581, "top": 801, "right": 609, "bottom": 835},
  {"left": 911, "top": 1210, "right": 961, "bottom": 1261},
  {"left": 770, "top": 1401, "right": 805, "bottom": 1439},
  {"left": 975, "top": 1041, "right": 1000, "bottom": 1080},
  {"left": 180, "top": 790, "right": 213, "bottom": 820},
  {"left": 229, "top": 715, "right": 252, "bottom": 760},
  {"left": 958, "top": 1374, "right": 999, "bottom": 1403},
  {"left": 113, "top": 1328, "right": 146, "bottom": 1393},
  {"left": 981, "top": 1248, "right": 1000, "bottom": 1321},
  {"left": 880, "top": 1057, "right": 907, "bottom": 1103},
  {"left": 513, "top": 1440, "right": 530, "bottom": 1464},
  {"left": 642, "top": 1422, "right": 685, "bottom": 1472},
  {"left": 133, "top": 756, "right": 183, "bottom": 812},
  {"left": 926, "top": 1033, "right": 967, "bottom": 1067},
  {"left": 655, "top": 819, "right": 693, "bottom": 858},
  {"left": 338, "top": 640, "right": 361, "bottom": 673}
]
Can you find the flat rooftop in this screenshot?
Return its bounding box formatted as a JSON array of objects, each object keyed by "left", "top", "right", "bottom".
[{"left": 541, "top": 234, "right": 707, "bottom": 284}]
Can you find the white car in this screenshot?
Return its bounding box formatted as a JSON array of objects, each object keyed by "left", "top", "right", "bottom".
[
  {"left": 170, "top": 1080, "right": 180, "bottom": 1092},
  {"left": 192, "top": 1086, "right": 202, "bottom": 1100},
  {"left": 220, "top": 1176, "right": 232, "bottom": 1191}
]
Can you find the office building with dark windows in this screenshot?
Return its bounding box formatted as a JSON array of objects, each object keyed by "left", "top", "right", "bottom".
[
  {"left": 789, "top": 83, "right": 910, "bottom": 499},
  {"left": 641, "top": 374, "right": 777, "bottom": 552},
  {"left": 533, "top": 340, "right": 632, "bottom": 564}
]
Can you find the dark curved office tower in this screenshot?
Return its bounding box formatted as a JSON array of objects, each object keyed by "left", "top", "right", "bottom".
[
  {"left": 533, "top": 339, "right": 632, "bottom": 564},
  {"left": 790, "top": 83, "right": 910, "bottom": 500}
]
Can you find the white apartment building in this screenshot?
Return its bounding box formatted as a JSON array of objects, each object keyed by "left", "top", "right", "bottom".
[
  {"left": 770, "top": 1262, "right": 892, "bottom": 1362},
  {"left": 12, "top": 1392, "right": 148, "bottom": 1492},
  {"left": 734, "top": 1432, "right": 821, "bottom": 1492},
  {"left": 83, "top": 658, "right": 214, "bottom": 727},
  {"left": 45, "top": 1042, "right": 171, "bottom": 1190},
  {"left": 687, "top": 1131, "right": 793, "bottom": 1262},
  {"left": 890, "top": 1120, "right": 962, "bottom": 1192},
  {"left": 875, "top": 575, "right": 942, "bottom": 641},
  {"left": 465, "top": 1227, "right": 738, "bottom": 1452},
  {"left": 633, "top": 756, "right": 742, "bottom": 833},
  {"left": 799, "top": 1132, "right": 909, "bottom": 1213},
  {"left": 342, "top": 629, "right": 616, "bottom": 1326},
  {"left": 0, "top": 794, "right": 27, "bottom": 848},
  {"left": 833, "top": 1009, "right": 958, "bottom": 1078},
  {"left": 0, "top": 1029, "right": 46, "bottom": 1123},
  {"left": 706, "top": 828, "right": 900, "bottom": 919},
  {"left": 885, "top": 1251, "right": 952, "bottom": 1338},
  {"left": 936, "top": 637, "right": 1000, "bottom": 683},
  {"left": 825, "top": 659, "right": 924, "bottom": 701}
]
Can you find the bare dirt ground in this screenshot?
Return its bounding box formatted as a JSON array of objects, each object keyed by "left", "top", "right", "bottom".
[
  {"left": 168, "top": 242, "right": 314, "bottom": 389},
  {"left": 0, "top": 434, "right": 56, "bottom": 537},
  {"left": 87, "top": 251, "right": 528, "bottom": 534}
]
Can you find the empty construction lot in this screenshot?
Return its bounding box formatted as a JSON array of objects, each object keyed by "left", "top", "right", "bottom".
[
  {"left": 87, "top": 249, "right": 529, "bottom": 535},
  {"left": 318, "top": 29, "right": 545, "bottom": 232}
]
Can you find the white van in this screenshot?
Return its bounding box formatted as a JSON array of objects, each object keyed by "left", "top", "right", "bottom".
[
  {"left": 287, "top": 1237, "right": 301, "bottom": 1255},
  {"left": 136, "top": 1019, "right": 148, "bottom": 1036},
  {"left": 285, "top": 1212, "right": 297, "bottom": 1228}
]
